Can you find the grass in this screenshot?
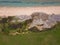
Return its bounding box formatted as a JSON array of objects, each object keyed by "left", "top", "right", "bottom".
[{"left": 0, "top": 23, "right": 60, "bottom": 45}]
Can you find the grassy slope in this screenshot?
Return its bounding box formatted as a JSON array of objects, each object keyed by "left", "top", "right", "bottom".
[{"left": 0, "top": 23, "right": 60, "bottom": 45}]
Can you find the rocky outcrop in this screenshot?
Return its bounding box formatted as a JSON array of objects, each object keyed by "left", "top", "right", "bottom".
[
  {"left": 10, "top": 15, "right": 32, "bottom": 23},
  {"left": 28, "top": 12, "right": 58, "bottom": 31},
  {"left": 8, "top": 12, "right": 60, "bottom": 32},
  {"left": 50, "top": 14, "right": 60, "bottom": 22}
]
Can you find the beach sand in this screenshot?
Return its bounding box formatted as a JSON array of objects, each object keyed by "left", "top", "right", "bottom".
[{"left": 0, "top": 6, "right": 60, "bottom": 16}]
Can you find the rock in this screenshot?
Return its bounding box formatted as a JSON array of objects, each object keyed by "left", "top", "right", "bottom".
[
  {"left": 50, "top": 14, "right": 60, "bottom": 22},
  {"left": 15, "top": 15, "right": 32, "bottom": 22},
  {"left": 31, "top": 12, "right": 49, "bottom": 21},
  {"left": 10, "top": 15, "right": 32, "bottom": 23},
  {"left": 8, "top": 12, "right": 60, "bottom": 32},
  {"left": 29, "top": 26, "right": 41, "bottom": 32},
  {"left": 28, "top": 12, "right": 57, "bottom": 31}
]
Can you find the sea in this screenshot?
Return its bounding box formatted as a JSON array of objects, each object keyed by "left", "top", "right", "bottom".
[{"left": 0, "top": 1, "right": 60, "bottom": 7}]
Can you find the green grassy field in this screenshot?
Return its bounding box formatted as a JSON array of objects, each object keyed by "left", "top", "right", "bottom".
[{"left": 0, "top": 23, "right": 60, "bottom": 45}]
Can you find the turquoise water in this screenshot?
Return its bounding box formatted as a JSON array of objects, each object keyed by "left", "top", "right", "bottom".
[{"left": 0, "top": 1, "right": 60, "bottom": 6}]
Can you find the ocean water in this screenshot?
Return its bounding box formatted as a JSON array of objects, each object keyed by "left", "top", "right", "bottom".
[{"left": 0, "top": 1, "right": 60, "bottom": 6}]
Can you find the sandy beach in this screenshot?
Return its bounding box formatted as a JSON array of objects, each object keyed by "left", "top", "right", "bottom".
[{"left": 0, "top": 6, "right": 60, "bottom": 16}]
